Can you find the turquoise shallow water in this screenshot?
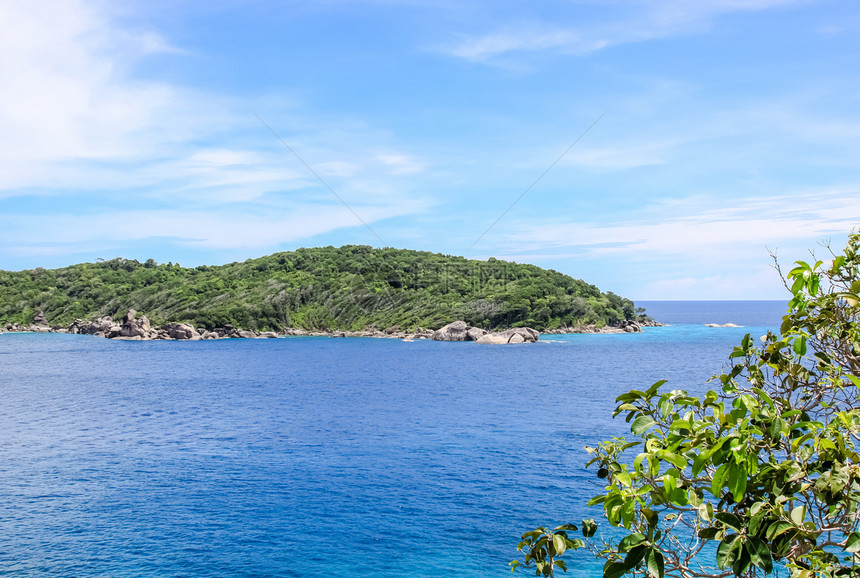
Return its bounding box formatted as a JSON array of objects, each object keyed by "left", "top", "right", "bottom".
[{"left": 0, "top": 302, "right": 784, "bottom": 576}]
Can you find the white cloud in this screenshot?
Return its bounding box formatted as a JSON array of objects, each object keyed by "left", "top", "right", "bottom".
[
  {"left": 439, "top": 0, "right": 803, "bottom": 62},
  {"left": 0, "top": 195, "right": 430, "bottom": 256},
  {"left": 0, "top": 0, "right": 175, "bottom": 185},
  {"left": 376, "top": 152, "right": 426, "bottom": 175},
  {"left": 638, "top": 267, "right": 781, "bottom": 300},
  {"left": 562, "top": 142, "right": 671, "bottom": 169},
  {"left": 447, "top": 28, "right": 596, "bottom": 61},
  {"left": 0, "top": 0, "right": 431, "bottom": 259},
  {"left": 497, "top": 186, "right": 860, "bottom": 261}
]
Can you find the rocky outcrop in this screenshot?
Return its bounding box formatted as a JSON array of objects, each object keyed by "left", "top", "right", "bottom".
[
  {"left": 120, "top": 309, "right": 154, "bottom": 338},
  {"left": 81, "top": 316, "right": 120, "bottom": 337},
  {"left": 431, "top": 321, "right": 468, "bottom": 341},
  {"left": 475, "top": 333, "right": 509, "bottom": 344},
  {"left": 466, "top": 327, "right": 487, "bottom": 341},
  {"left": 542, "top": 320, "right": 658, "bottom": 334},
  {"left": 476, "top": 327, "right": 539, "bottom": 344},
  {"left": 430, "top": 320, "right": 539, "bottom": 344},
  {"left": 0, "top": 311, "right": 560, "bottom": 343},
  {"left": 164, "top": 322, "right": 200, "bottom": 340}
]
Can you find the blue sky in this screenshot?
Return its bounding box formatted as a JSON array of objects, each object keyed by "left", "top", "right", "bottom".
[{"left": 1, "top": 0, "right": 859, "bottom": 299}]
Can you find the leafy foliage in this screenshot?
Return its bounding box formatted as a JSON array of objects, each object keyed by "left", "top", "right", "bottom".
[
  {"left": 0, "top": 246, "right": 645, "bottom": 331},
  {"left": 510, "top": 523, "right": 593, "bottom": 576},
  {"left": 516, "top": 232, "right": 860, "bottom": 578}
]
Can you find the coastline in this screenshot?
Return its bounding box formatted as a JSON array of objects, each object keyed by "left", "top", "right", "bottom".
[{"left": 1, "top": 310, "right": 663, "bottom": 342}]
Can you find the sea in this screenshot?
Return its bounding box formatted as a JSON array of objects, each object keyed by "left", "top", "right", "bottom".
[{"left": 0, "top": 301, "right": 787, "bottom": 576}]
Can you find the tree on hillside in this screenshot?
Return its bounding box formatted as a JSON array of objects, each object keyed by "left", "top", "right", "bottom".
[{"left": 513, "top": 232, "right": 860, "bottom": 578}]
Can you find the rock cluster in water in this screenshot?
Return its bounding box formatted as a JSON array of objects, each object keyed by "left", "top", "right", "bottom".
[
  {"left": 541, "top": 319, "right": 664, "bottom": 334},
  {"left": 428, "top": 320, "right": 540, "bottom": 344},
  {"left": 0, "top": 310, "right": 437, "bottom": 341},
  {"left": 1, "top": 311, "right": 657, "bottom": 342}
]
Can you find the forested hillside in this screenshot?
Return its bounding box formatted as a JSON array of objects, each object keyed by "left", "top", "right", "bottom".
[{"left": 0, "top": 246, "right": 646, "bottom": 331}]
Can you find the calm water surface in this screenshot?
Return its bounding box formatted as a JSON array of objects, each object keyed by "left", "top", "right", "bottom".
[{"left": 0, "top": 302, "right": 785, "bottom": 576}]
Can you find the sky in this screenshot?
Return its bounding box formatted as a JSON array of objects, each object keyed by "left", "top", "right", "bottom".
[{"left": 1, "top": 0, "right": 859, "bottom": 299}]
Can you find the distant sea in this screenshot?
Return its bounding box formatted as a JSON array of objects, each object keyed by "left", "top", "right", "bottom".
[
  {"left": 0, "top": 301, "right": 785, "bottom": 576},
  {"left": 636, "top": 300, "right": 786, "bottom": 326}
]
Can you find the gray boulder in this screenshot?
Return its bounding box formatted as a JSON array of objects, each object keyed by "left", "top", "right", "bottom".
[
  {"left": 504, "top": 327, "right": 539, "bottom": 342},
  {"left": 165, "top": 323, "right": 200, "bottom": 340},
  {"left": 466, "top": 327, "right": 487, "bottom": 341},
  {"left": 476, "top": 327, "right": 540, "bottom": 344},
  {"left": 476, "top": 333, "right": 510, "bottom": 344},
  {"left": 120, "top": 309, "right": 152, "bottom": 338},
  {"left": 85, "top": 316, "right": 115, "bottom": 335},
  {"left": 431, "top": 321, "right": 469, "bottom": 341}
]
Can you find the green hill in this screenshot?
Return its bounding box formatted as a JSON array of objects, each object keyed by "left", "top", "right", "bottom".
[{"left": 0, "top": 245, "right": 646, "bottom": 332}]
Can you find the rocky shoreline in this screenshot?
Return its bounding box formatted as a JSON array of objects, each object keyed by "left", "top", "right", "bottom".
[
  {"left": 541, "top": 318, "right": 664, "bottom": 334},
  {"left": 0, "top": 311, "right": 661, "bottom": 343}
]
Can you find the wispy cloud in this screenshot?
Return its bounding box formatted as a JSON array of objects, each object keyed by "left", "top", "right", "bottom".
[
  {"left": 639, "top": 266, "right": 782, "bottom": 300},
  {"left": 496, "top": 186, "right": 860, "bottom": 260},
  {"left": 0, "top": 0, "right": 432, "bottom": 264},
  {"left": 0, "top": 195, "right": 431, "bottom": 257},
  {"left": 446, "top": 28, "right": 598, "bottom": 61},
  {"left": 438, "top": 0, "right": 803, "bottom": 62}
]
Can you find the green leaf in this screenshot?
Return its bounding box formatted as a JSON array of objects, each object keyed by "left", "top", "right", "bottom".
[
  {"left": 727, "top": 462, "right": 748, "bottom": 503},
  {"left": 790, "top": 505, "right": 805, "bottom": 526},
  {"left": 603, "top": 561, "right": 627, "bottom": 578},
  {"left": 749, "top": 506, "right": 768, "bottom": 536},
  {"left": 646, "top": 549, "right": 664, "bottom": 578},
  {"left": 553, "top": 524, "right": 578, "bottom": 532},
  {"left": 634, "top": 453, "right": 651, "bottom": 475},
  {"left": 732, "top": 542, "right": 751, "bottom": 576},
  {"left": 658, "top": 451, "right": 686, "bottom": 469},
  {"left": 581, "top": 519, "right": 597, "bottom": 538},
  {"left": 553, "top": 534, "right": 566, "bottom": 556},
  {"left": 631, "top": 415, "right": 657, "bottom": 436},
  {"left": 587, "top": 496, "right": 606, "bottom": 507},
  {"left": 691, "top": 453, "right": 710, "bottom": 477},
  {"left": 644, "top": 380, "right": 667, "bottom": 397},
  {"left": 714, "top": 512, "right": 742, "bottom": 532},
  {"left": 793, "top": 335, "right": 808, "bottom": 356},
  {"left": 837, "top": 292, "right": 860, "bottom": 307},
  {"left": 716, "top": 535, "right": 739, "bottom": 568},
  {"left": 845, "top": 532, "right": 860, "bottom": 553},
  {"left": 618, "top": 533, "right": 648, "bottom": 553},
  {"left": 766, "top": 521, "right": 794, "bottom": 540},
  {"left": 641, "top": 508, "right": 659, "bottom": 529},
  {"left": 623, "top": 544, "right": 648, "bottom": 570},
  {"left": 746, "top": 536, "right": 773, "bottom": 573},
  {"left": 711, "top": 463, "right": 730, "bottom": 498}
]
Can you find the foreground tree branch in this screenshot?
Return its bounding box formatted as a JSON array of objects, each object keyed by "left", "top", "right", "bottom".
[{"left": 513, "top": 232, "right": 860, "bottom": 578}]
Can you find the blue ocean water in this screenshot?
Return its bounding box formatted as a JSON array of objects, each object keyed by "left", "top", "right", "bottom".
[
  {"left": 636, "top": 300, "right": 786, "bottom": 326},
  {"left": 0, "top": 302, "right": 784, "bottom": 576}
]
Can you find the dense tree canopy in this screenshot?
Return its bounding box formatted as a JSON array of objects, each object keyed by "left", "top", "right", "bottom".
[
  {"left": 0, "top": 246, "right": 643, "bottom": 331},
  {"left": 514, "top": 232, "right": 860, "bottom": 578}
]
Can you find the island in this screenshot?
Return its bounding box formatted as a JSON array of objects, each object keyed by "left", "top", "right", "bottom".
[{"left": 0, "top": 246, "right": 656, "bottom": 340}]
